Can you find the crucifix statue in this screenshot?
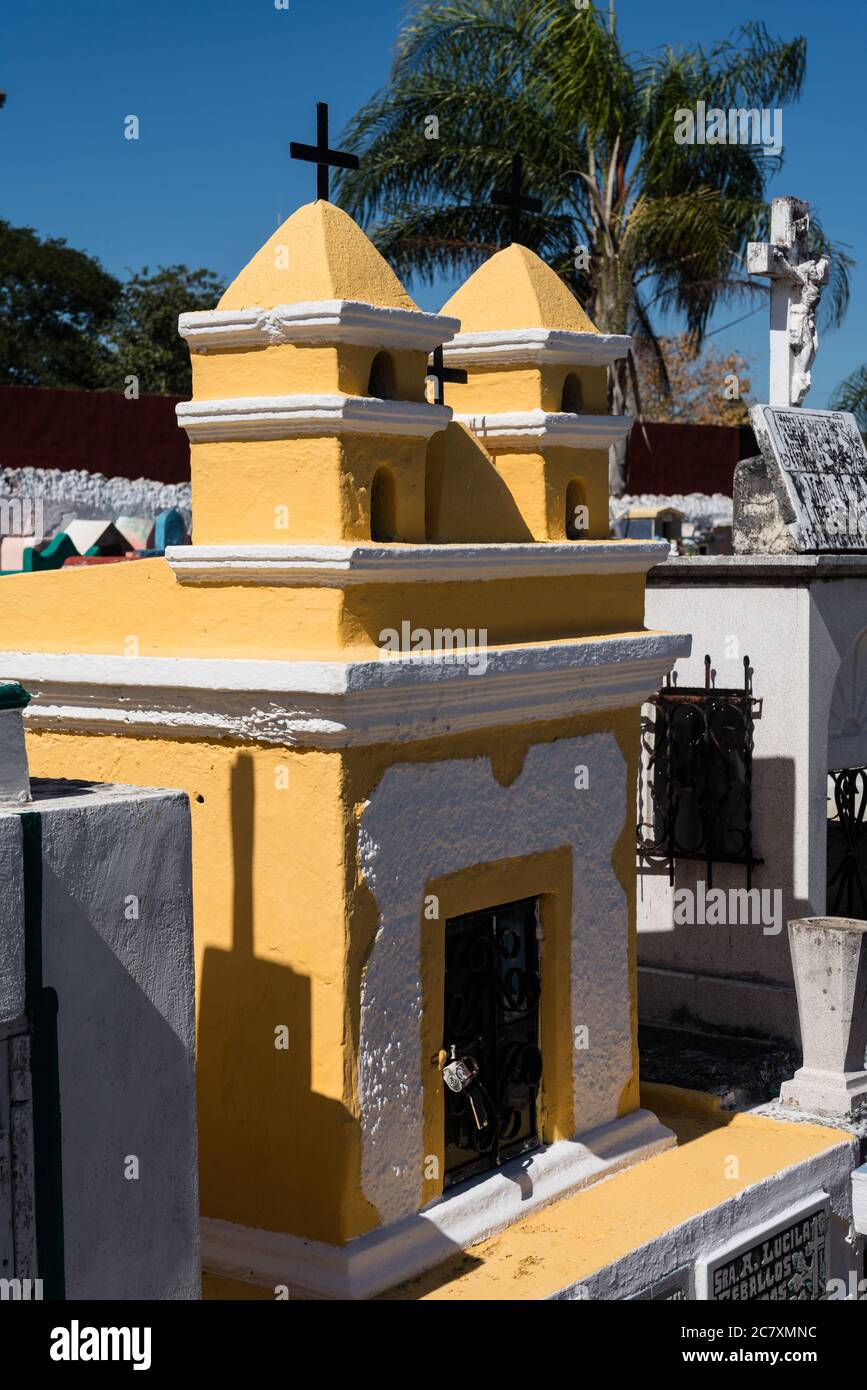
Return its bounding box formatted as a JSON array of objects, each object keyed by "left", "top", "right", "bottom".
[
  {"left": 290, "top": 101, "right": 359, "bottom": 201},
  {"left": 748, "top": 197, "right": 830, "bottom": 407}
]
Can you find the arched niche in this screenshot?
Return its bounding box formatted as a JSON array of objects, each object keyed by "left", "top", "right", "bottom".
[
  {"left": 370, "top": 467, "right": 397, "bottom": 542},
  {"left": 565, "top": 478, "right": 588, "bottom": 540},
  {"left": 367, "top": 351, "right": 397, "bottom": 401},
  {"left": 561, "top": 372, "right": 583, "bottom": 414}
]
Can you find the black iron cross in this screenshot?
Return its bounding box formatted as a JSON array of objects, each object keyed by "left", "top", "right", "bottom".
[
  {"left": 491, "top": 154, "right": 542, "bottom": 243},
  {"left": 427, "top": 345, "right": 467, "bottom": 406},
  {"left": 289, "top": 101, "right": 359, "bottom": 201}
]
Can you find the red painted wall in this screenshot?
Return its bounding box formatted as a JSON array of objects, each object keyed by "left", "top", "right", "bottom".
[
  {"left": 0, "top": 385, "right": 189, "bottom": 483},
  {"left": 0, "top": 386, "right": 752, "bottom": 497},
  {"left": 627, "top": 421, "right": 755, "bottom": 498}
]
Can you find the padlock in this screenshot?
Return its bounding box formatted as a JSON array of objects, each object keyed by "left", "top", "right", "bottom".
[
  {"left": 442, "top": 1053, "right": 480, "bottom": 1093},
  {"left": 442, "top": 1052, "right": 490, "bottom": 1133}
]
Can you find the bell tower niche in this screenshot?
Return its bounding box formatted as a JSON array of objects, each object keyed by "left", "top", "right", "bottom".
[
  {"left": 438, "top": 244, "right": 632, "bottom": 541},
  {"left": 176, "top": 201, "right": 459, "bottom": 545}
]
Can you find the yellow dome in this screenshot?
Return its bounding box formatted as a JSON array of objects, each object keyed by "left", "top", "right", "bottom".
[
  {"left": 219, "top": 201, "right": 418, "bottom": 311},
  {"left": 440, "top": 243, "right": 598, "bottom": 333}
]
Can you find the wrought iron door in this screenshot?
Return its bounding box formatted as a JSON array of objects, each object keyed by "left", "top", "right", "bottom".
[
  {"left": 442, "top": 897, "right": 542, "bottom": 1187},
  {"left": 827, "top": 767, "right": 867, "bottom": 919}
]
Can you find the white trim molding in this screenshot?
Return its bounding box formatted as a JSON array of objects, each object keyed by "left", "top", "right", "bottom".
[
  {"left": 454, "top": 409, "right": 633, "bottom": 451},
  {"left": 178, "top": 299, "right": 461, "bottom": 354},
  {"left": 176, "top": 394, "right": 450, "bottom": 443},
  {"left": 201, "top": 1109, "right": 675, "bottom": 1300},
  {"left": 165, "top": 539, "right": 672, "bottom": 587},
  {"left": 5, "top": 633, "right": 690, "bottom": 749},
  {"left": 442, "top": 327, "right": 633, "bottom": 369}
]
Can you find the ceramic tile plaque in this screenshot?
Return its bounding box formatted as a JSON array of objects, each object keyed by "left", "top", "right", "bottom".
[{"left": 697, "top": 1194, "right": 829, "bottom": 1301}]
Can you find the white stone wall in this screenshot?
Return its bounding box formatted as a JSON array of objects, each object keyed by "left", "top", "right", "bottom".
[
  {"left": 0, "top": 779, "right": 199, "bottom": 1299},
  {"left": 552, "top": 1128, "right": 860, "bottom": 1300},
  {"left": 640, "top": 568, "right": 867, "bottom": 1043}
]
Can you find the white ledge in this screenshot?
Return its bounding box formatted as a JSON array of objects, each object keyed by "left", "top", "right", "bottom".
[
  {"left": 178, "top": 300, "right": 461, "bottom": 354},
  {"left": 200, "top": 1109, "right": 674, "bottom": 1299},
  {"left": 166, "top": 539, "right": 670, "bottom": 587},
  {"left": 454, "top": 409, "right": 632, "bottom": 451},
  {"left": 5, "top": 633, "right": 690, "bottom": 748},
  {"left": 176, "top": 394, "right": 450, "bottom": 442},
  {"left": 442, "top": 327, "right": 633, "bottom": 368}
]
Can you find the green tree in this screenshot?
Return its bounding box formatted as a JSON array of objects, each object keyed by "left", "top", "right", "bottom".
[
  {"left": 106, "top": 265, "right": 225, "bottom": 396},
  {"left": 335, "top": 0, "right": 851, "bottom": 490},
  {"left": 0, "top": 220, "right": 121, "bottom": 388},
  {"left": 831, "top": 365, "right": 867, "bottom": 433},
  {"left": 0, "top": 225, "right": 225, "bottom": 396}
]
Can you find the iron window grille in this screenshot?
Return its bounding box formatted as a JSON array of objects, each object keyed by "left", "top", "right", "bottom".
[
  {"left": 827, "top": 767, "right": 867, "bottom": 919},
  {"left": 637, "top": 654, "right": 763, "bottom": 888}
]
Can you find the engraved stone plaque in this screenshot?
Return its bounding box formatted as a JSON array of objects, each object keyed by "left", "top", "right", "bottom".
[{"left": 750, "top": 404, "right": 867, "bottom": 552}]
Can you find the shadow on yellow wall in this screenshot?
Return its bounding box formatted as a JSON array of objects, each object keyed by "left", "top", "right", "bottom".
[
  {"left": 196, "top": 752, "right": 354, "bottom": 1245},
  {"left": 425, "top": 423, "right": 533, "bottom": 543}
]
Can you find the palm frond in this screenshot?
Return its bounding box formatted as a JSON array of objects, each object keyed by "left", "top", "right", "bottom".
[
  {"left": 331, "top": 0, "right": 849, "bottom": 405},
  {"left": 830, "top": 365, "right": 867, "bottom": 431}
]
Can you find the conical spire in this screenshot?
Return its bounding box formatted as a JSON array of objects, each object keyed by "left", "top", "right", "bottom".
[
  {"left": 219, "top": 201, "right": 418, "bottom": 311},
  {"left": 441, "top": 243, "right": 598, "bottom": 333}
]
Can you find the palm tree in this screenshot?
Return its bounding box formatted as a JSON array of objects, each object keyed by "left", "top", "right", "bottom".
[
  {"left": 335, "top": 0, "right": 851, "bottom": 492},
  {"left": 831, "top": 366, "right": 867, "bottom": 432}
]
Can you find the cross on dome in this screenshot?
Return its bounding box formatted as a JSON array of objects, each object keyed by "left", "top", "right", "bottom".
[
  {"left": 289, "top": 101, "right": 360, "bottom": 202},
  {"left": 490, "top": 154, "right": 543, "bottom": 245}
]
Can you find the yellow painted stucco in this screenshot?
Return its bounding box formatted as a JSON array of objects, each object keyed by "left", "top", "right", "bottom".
[
  {"left": 424, "top": 425, "right": 534, "bottom": 543},
  {"left": 218, "top": 200, "right": 417, "bottom": 312},
  {"left": 191, "top": 342, "right": 429, "bottom": 403},
  {"left": 423, "top": 427, "right": 608, "bottom": 544},
  {"left": 443, "top": 362, "right": 608, "bottom": 417},
  {"left": 440, "top": 243, "right": 599, "bottom": 333},
  {"left": 474, "top": 446, "right": 610, "bottom": 541},
  {"left": 434, "top": 245, "right": 615, "bottom": 541},
  {"left": 379, "top": 1095, "right": 850, "bottom": 1300},
  {"left": 190, "top": 432, "right": 431, "bottom": 545},
  {"left": 0, "top": 558, "right": 343, "bottom": 659},
  {"left": 1, "top": 200, "right": 671, "bottom": 1259},
  {"left": 0, "top": 554, "right": 650, "bottom": 660},
  {"left": 22, "top": 701, "right": 642, "bottom": 1247},
  {"left": 200, "top": 1092, "right": 849, "bottom": 1300},
  {"left": 180, "top": 209, "right": 620, "bottom": 553}
]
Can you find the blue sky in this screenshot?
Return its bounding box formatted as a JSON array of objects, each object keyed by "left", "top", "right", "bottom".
[{"left": 3, "top": 0, "right": 865, "bottom": 405}]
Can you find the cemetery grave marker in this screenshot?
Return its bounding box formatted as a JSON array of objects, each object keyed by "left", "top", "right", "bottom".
[
  {"left": 749, "top": 404, "right": 867, "bottom": 552},
  {"left": 697, "top": 1195, "right": 829, "bottom": 1300}
]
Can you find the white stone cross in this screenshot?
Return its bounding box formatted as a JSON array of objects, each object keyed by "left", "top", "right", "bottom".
[{"left": 747, "top": 196, "right": 830, "bottom": 407}]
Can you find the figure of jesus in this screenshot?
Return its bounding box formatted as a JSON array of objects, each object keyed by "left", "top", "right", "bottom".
[{"left": 772, "top": 246, "right": 831, "bottom": 405}]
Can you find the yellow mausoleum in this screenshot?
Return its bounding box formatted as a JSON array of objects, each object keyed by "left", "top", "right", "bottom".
[{"left": 0, "top": 200, "right": 695, "bottom": 1298}]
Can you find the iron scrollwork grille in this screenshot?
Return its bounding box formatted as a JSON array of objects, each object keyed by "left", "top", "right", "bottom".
[
  {"left": 637, "top": 654, "right": 763, "bottom": 888},
  {"left": 442, "top": 898, "right": 542, "bottom": 1188},
  {"left": 827, "top": 768, "right": 867, "bottom": 919}
]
